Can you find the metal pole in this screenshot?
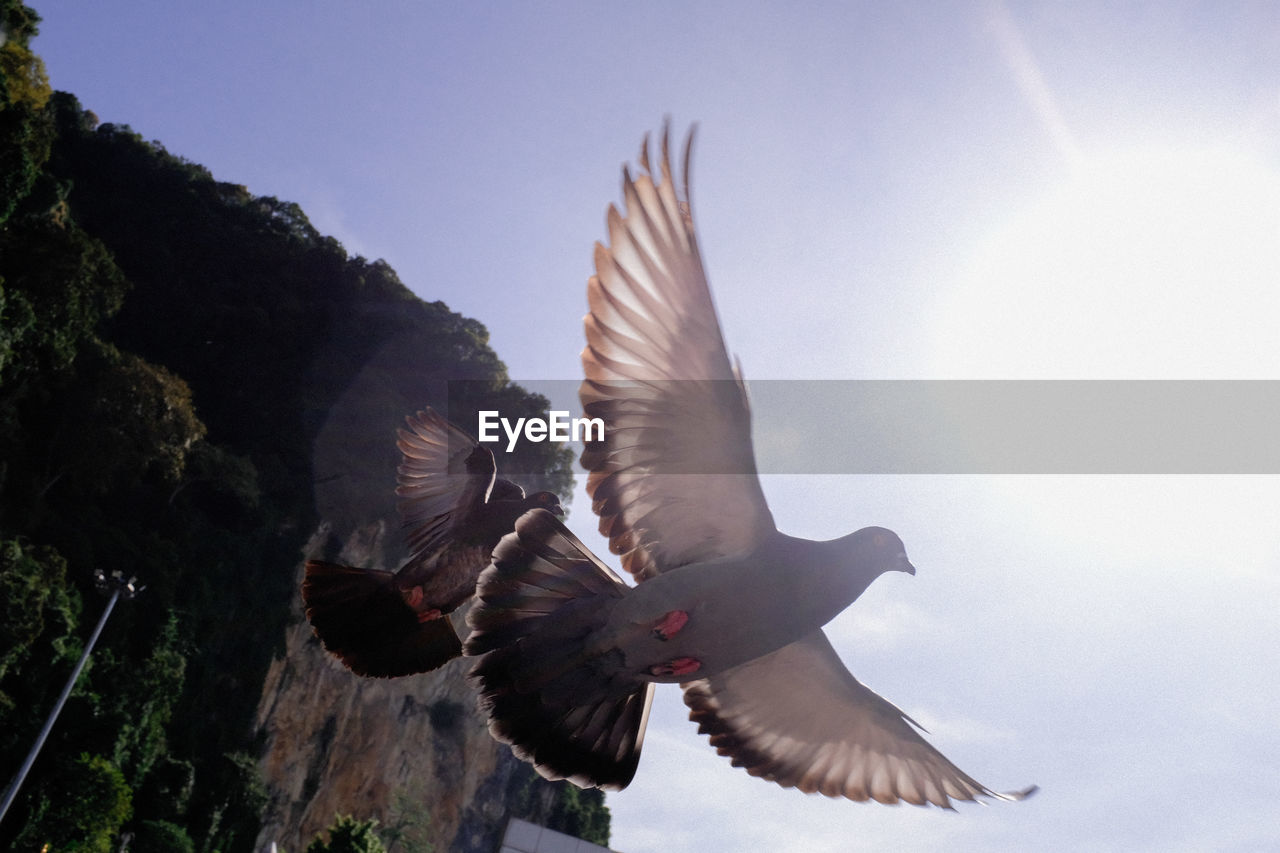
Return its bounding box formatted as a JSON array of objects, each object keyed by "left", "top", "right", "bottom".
[{"left": 0, "top": 570, "right": 139, "bottom": 827}]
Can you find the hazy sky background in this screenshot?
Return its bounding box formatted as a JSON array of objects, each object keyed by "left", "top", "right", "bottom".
[{"left": 31, "top": 1, "right": 1280, "bottom": 850}]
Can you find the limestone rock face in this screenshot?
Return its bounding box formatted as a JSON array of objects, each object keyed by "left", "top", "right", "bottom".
[{"left": 252, "top": 522, "right": 526, "bottom": 852}]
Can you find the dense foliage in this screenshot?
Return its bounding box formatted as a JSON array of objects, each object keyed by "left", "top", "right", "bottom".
[
  {"left": 304, "top": 815, "right": 388, "bottom": 853},
  {"left": 505, "top": 763, "right": 613, "bottom": 847},
  {"left": 0, "top": 3, "right": 584, "bottom": 849}
]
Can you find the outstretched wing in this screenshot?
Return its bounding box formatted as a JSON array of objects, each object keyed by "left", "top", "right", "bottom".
[
  {"left": 396, "top": 409, "right": 497, "bottom": 563},
  {"left": 581, "top": 124, "right": 774, "bottom": 580},
  {"left": 682, "top": 631, "right": 1037, "bottom": 808}
]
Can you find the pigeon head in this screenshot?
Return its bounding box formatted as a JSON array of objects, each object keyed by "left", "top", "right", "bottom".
[
  {"left": 526, "top": 490, "right": 564, "bottom": 516},
  {"left": 849, "top": 526, "right": 915, "bottom": 576}
]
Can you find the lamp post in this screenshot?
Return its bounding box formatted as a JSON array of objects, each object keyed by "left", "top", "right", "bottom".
[{"left": 0, "top": 569, "right": 143, "bottom": 826}]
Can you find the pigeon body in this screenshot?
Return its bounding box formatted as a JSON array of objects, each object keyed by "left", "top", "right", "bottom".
[
  {"left": 302, "top": 408, "right": 561, "bottom": 677},
  {"left": 595, "top": 526, "right": 913, "bottom": 683},
  {"left": 467, "top": 510, "right": 916, "bottom": 790},
  {"left": 465, "top": 124, "right": 1035, "bottom": 806}
]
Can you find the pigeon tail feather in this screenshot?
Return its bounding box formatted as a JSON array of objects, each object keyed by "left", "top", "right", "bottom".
[
  {"left": 302, "top": 559, "right": 462, "bottom": 678},
  {"left": 465, "top": 509, "right": 654, "bottom": 790}
]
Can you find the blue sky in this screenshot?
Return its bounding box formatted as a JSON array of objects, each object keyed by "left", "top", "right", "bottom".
[{"left": 31, "top": 1, "right": 1280, "bottom": 850}]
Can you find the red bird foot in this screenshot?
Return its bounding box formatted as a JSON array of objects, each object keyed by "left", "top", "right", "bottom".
[
  {"left": 649, "top": 657, "right": 702, "bottom": 677},
  {"left": 651, "top": 609, "right": 689, "bottom": 640},
  {"left": 416, "top": 608, "right": 442, "bottom": 623}
]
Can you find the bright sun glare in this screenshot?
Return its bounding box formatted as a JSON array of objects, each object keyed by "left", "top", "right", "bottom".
[
  {"left": 924, "top": 144, "right": 1280, "bottom": 569},
  {"left": 931, "top": 145, "right": 1280, "bottom": 378}
]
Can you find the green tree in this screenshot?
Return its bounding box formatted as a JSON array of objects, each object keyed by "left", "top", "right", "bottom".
[
  {"left": 107, "top": 614, "right": 187, "bottom": 786},
  {"left": 547, "top": 784, "right": 610, "bottom": 845},
  {"left": 306, "top": 815, "right": 388, "bottom": 853},
  {"left": 131, "top": 820, "right": 196, "bottom": 853},
  {"left": 167, "top": 440, "right": 261, "bottom": 512},
  {"left": 200, "top": 751, "right": 269, "bottom": 853},
  {"left": 132, "top": 756, "right": 195, "bottom": 825},
  {"left": 0, "top": 537, "right": 76, "bottom": 684},
  {"left": 0, "top": 537, "right": 80, "bottom": 758},
  {"left": 14, "top": 752, "right": 132, "bottom": 853},
  {"left": 38, "top": 340, "right": 206, "bottom": 496},
  {"left": 505, "top": 763, "right": 611, "bottom": 847},
  {"left": 0, "top": 215, "right": 128, "bottom": 392},
  {"left": 383, "top": 781, "right": 434, "bottom": 853},
  {"left": 0, "top": 0, "right": 53, "bottom": 223}
]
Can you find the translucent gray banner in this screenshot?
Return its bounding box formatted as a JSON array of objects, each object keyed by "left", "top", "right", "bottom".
[{"left": 448, "top": 380, "right": 1280, "bottom": 474}]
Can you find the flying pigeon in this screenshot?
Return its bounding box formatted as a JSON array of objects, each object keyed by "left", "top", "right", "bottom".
[
  {"left": 465, "top": 125, "right": 1036, "bottom": 806},
  {"left": 303, "top": 408, "right": 562, "bottom": 678}
]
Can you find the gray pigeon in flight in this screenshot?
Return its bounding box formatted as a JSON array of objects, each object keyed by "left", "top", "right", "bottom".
[
  {"left": 303, "top": 408, "right": 562, "bottom": 678},
  {"left": 465, "top": 125, "right": 1036, "bottom": 806}
]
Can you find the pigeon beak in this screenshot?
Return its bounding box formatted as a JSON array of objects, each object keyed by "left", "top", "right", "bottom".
[
  {"left": 896, "top": 553, "right": 916, "bottom": 575},
  {"left": 552, "top": 502, "right": 565, "bottom": 517}
]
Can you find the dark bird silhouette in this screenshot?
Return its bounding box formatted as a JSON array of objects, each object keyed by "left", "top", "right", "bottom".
[
  {"left": 303, "top": 408, "right": 562, "bottom": 678},
  {"left": 465, "top": 125, "right": 1036, "bottom": 806}
]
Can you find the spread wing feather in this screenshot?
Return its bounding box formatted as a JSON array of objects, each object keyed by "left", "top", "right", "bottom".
[
  {"left": 580, "top": 125, "right": 774, "bottom": 579},
  {"left": 395, "top": 409, "right": 501, "bottom": 563},
  {"left": 682, "top": 631, "right": 1037, "bottom": 808}
]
